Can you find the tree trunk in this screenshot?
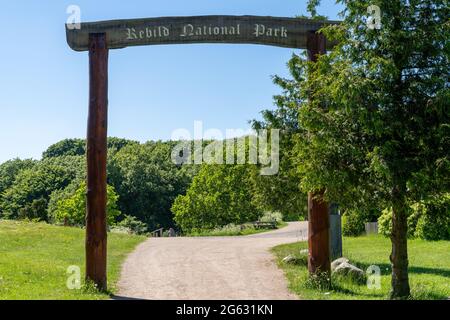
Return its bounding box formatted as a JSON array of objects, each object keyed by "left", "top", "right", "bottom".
[{"left": 389, "top": 180, "right": 411, "bottom": 299}]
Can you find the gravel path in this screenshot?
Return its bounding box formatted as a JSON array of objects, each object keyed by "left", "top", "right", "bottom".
[{"left": 116, "top": 221, "right": 308, "bottom": 300}]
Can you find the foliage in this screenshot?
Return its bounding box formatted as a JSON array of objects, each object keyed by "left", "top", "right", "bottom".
[
  {"left": 379, "top": 194, "right": 450, "bottom": 240},
  {"left": 0, "top": 156, "right": 84, "bottom": 219},
  {"left": 108, "top": 141, "right": 197, "bottom": 230},
  {"left": 115, "top": 215, "right": 148, "bottom": 235},
  {"left": 0, "top": 139, "right": 195, "bottom": 231},
  {"left": 342, "top": 207, "right": 382, "bottom": 236},
  {"left": 342, "top": 210, "right": 366, "bottom": 236},
  {"left": 17, "top": 198, "right": 48, "bottom": 222},
  {"left": 259, "top": 211, "right": 284, "bottom": 223},
  {"left": 285, "top": 0, "right": 449, "bottom": 298},
  {"left": 51, "top": 182, "right": 120, "bottom": 227},
  {"left": 42, "top": 137, "right": 138, "bottom": 159},
  {"left": 47, "top": 179, "right": 82, "bottom": 223},
  {"left": 0, "top": 158, "right": 36, "bottom": 196},
  {"left": 42, "top": 139, "right": 86, "bottom": 158},
  {"left": 172, "top": 164, "right": 261, "bottom": 233},
  {"left": 414, "top": 195, "right": 450, "bottom": 240},
  {"left": 107, "top": 137, "right": 139, "bottom": 154},
  {"left": 306, "top": 0, "right": 322, "bottom": 18},
  {"left": 251, "top": 60, "right": 309, "bottom": 221}
]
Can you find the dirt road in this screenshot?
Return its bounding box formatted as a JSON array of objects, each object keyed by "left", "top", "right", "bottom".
[{"left": 116, "top": 221, "right": 307, "bottom": 300}]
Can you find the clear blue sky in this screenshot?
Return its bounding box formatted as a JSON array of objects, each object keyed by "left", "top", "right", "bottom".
[{"left": 0, "top": 1, "right": 342, "bottom": 163}]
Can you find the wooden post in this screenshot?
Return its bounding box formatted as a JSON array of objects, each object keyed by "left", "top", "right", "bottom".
[
  {"left": 308, "top": 191, "right": 331, "bottom": 274},
  {"left": 86, "top": 33, "right": 109, "bottom": 291},
  {"left": 307, "top": 31, "right": 331, "bottom": 276}
]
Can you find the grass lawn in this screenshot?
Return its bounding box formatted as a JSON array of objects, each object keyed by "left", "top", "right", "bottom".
[
  {"left": 0, "top": 220, "right": 145, "bottom": 300},
  {"left": 272, "top": 235, "right": 450, "bottom": 300},
  {"left": 188, "top": 221, "right": 289, "bottom": 237}
]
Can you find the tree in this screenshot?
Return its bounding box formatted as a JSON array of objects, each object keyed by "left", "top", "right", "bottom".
[
  {"left": 0, "top": 156, "right": 85, "bottom": 219},
  {"left": 295, "top": 0, "right": 449, "bottom": 298},
  {"left": 51, "top": 182, "right": 120, "bottom": 226},
  {"left": 42, "top": 139, "right": 86, "bottom": 158},
  {"left": 17, "top": 198, "right": 48, "bottom": 222},
  {"left": 0, "top": 158, "right": 36, "bottom": 195},
  {"left": 43, "top": 137, "right": 138, "bottom": 159},
  {"left": 252, "top": 61, "right": 309, "bottom": 220},
  {"left": 108, "top": 141, "right": 196, "bottom": 230},
  {"left": 172, "top": 164, "right": 261, "bottom": 233}
]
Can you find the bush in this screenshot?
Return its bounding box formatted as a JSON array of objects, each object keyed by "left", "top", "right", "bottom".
[
  {"left": 172, "top": 164, "right": 261, "bottom": 233},
  {"left": 377, "top": 208, "right": 393, "bottom": 237},
  {"left": 259, "top": 211, "right": 283, "bottom": 223},
  {"left": 342, "top": 210, "right": 366, "bottom": 236},
  {"left": 378, "top": 194, "right": 450, "bottom": 240},
  {"left": 414, "top": 195, "right": 450, "bottom": 241},
  {"left": 116, "top": 215, "right": 148, "bottom": 235},
  {"left": 51, "top": 182, "right": 120, "bottom": 227}
]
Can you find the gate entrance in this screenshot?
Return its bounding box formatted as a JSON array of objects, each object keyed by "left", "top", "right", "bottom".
[{"left": 66, "top": 15, "right": 338, "bottom": 290}]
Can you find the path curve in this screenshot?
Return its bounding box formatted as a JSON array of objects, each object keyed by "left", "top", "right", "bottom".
[{"left": 116, "top": 221, "right": 308, "bottom": 300}]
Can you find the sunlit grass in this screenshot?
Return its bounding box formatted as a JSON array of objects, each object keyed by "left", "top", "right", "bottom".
[
  {"left": 0, "top": 220, "right": 145, "bottom": 300},
  {"left": 272, "top": 235, "right": 450, "bottom": 300}
]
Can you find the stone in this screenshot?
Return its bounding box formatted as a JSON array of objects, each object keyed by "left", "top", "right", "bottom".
[
  {"left": 282, "top": 255, "right": 297, "bottom": 264},
  {"left": 300, "top": 249, "right": 309, "bottom": 255},
  {"left": 282, "top": 254, "right": 307, "bottom": 266},
  {"left": 332, "top": 262, "right": 366, "bottom": 284},
  {"left": 331, "top": 257, "right": 350, "bottom": 271}
]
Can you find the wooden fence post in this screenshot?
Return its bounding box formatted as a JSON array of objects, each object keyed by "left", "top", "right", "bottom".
[
  {"left": 86, "top": 33, "right": 109, "bottom": 291},
  {"left": 307, "top": 31, "right": 331, "bottom": 276}
]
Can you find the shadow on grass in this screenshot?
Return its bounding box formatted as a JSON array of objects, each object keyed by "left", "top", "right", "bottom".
[
  {"left": 353, "top": 261, "right": 450, "bottom": 278},
  {"left": 330, "top": 283, "right": 384, "bottom": 299}
]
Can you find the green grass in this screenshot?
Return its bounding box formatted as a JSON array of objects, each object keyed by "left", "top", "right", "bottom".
[
  {"left": 0, "top": 220, "right": 145, "bottom": 300},
  {"left": 272, "top": 235, "right": 450, "bottom": 300},
  {"left": 188, "top": 221, "right": 288, "bottom": 237}
]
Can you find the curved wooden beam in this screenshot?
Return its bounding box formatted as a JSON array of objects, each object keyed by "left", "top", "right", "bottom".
[{"left": 66, "top": 15, "right": 340, "bottom": 51}]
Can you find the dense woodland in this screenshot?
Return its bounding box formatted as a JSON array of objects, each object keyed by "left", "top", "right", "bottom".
[{"left": 0, "top": 137, "right": 308, "bottom": 233}]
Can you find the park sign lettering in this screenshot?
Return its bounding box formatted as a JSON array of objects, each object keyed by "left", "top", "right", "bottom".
[{"left": 66, "top": 15, "right": 339, "bottom": 51}]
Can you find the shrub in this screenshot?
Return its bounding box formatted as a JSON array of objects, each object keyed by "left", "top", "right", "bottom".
[
  {"left": 259, "top": 211, "right": 283, "bottom": 223},
  {"left": 342, "top": 210, "right": 366, "bottom": 236},
  {"left": 51, "top": 182, "right": 120, "bottom": 227},
  {"left": 378, "top": 194, "right": 450, "bottom": 240},
  {"left": 378, "top": 208, "right": 393, "bottom": 237},
  {"left": 116, "top": 215, "right": 148, "bottom": 235},
  {"left": 378, "top": 207, "right": 422, "bottom": 239},
  {"left": 414, "top": 195, "right": 450, "bottom": 241}
]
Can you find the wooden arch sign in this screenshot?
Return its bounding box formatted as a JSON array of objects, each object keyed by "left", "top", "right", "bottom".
[
  {"left": 66, "top": 15, "right": 338, "bottom": 291},
  {"left": 66, "top": 15, "right": 338, "bottom": 51}
]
